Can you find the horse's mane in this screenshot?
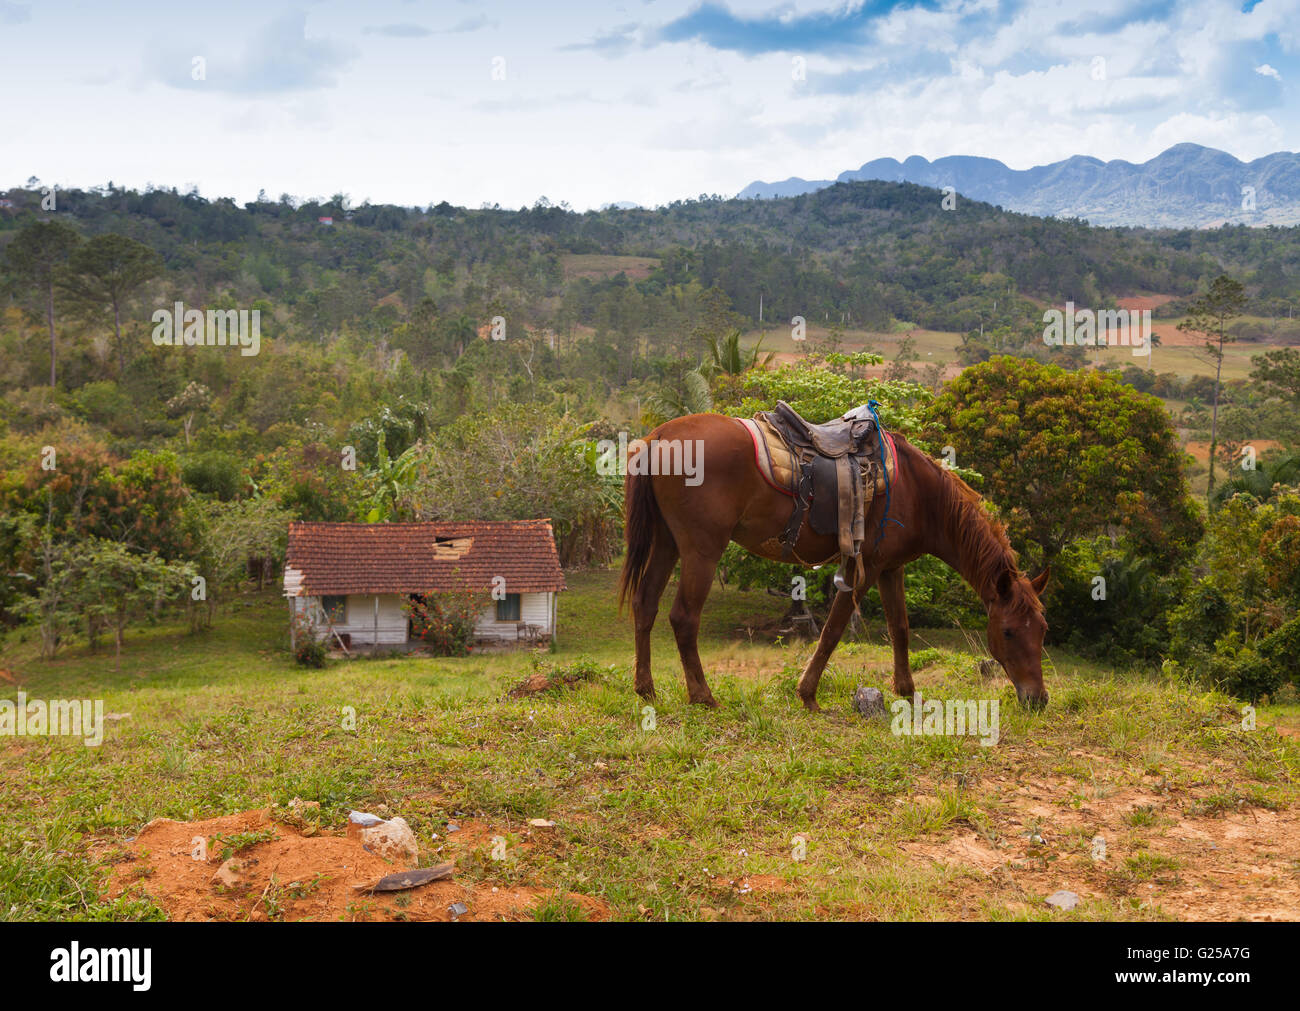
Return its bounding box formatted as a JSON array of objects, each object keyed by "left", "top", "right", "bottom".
[{"left": 896, "top": 436, "right": 1043, "bottom": 617}]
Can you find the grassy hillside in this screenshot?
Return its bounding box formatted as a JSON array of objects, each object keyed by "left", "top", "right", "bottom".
[{"left": 3, "top": 570, "right": 1297, "bottom": 922}]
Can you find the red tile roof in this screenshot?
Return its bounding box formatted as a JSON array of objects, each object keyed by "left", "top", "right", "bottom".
[{"left": 285, "top": 520, "right": 566, "bottom": 596}]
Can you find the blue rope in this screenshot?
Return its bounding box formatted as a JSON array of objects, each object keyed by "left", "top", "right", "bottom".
[{"left": 867, "top": 399, "right": 904, "bottom": 549}]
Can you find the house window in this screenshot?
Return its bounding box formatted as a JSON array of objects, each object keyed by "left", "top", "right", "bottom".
[
  {"left": 321, "top": 595, "right": 347, "bottom": 623},
  {"left": 496, "top": 593, "right": 521, "bottom": 621}
]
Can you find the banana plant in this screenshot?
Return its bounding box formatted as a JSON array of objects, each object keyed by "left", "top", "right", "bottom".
[{"left": 364, "top": 429, "right": 422, "bottom": 522}]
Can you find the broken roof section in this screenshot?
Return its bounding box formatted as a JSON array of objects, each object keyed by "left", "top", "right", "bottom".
[{"left": 284, "top": 520, "right": 566, "bottom": 597}]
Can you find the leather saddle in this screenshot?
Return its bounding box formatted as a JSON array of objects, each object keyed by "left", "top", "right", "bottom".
[
  {"left": 772, "top": 401, "right": 878, "bottom": 457},
  {"left": 750, "top": 401, "right": 892, "bottom": 590}
]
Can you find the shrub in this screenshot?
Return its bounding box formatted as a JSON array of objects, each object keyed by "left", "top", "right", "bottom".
[
  {"left": 294, "top": 636, "right": 326, "bottom": 668},
  {"left": 1206, "top": 646, "right": 1281, "bottom": 704},
  {"left": 290, "top": 610, "right": 327, "bottom": 667},
  {"left": 406, "top": 589, "right": 486, "bottom": 656}
]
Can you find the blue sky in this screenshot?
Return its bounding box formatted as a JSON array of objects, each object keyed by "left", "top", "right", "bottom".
[{"left": 1, "top": 0, "right": 1297, "bottom": 210}]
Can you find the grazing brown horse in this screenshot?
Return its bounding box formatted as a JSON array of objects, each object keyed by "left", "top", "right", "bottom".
[{"left": 618, "top": 413, "right": 1049, "bottom": 711}]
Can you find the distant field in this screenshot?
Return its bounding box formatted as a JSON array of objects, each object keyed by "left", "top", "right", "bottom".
[
  {"left": 741, "top": 295, "right": 1293, "bottom": 387},
  {"left": 561, "top": 254, "right": 660, "bottom": 282}
]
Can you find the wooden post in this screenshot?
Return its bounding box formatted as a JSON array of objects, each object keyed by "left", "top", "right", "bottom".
[
  {"left": 289, "top": 598, "right": 297, "bottom": 651},
  {"left": 373, "top": 595, "right": 379, "bottom": 647}
]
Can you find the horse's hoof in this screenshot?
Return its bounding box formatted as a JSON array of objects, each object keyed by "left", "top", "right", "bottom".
[
  {"left": 635, "top": 686, "right": 657, "bottom": 701},
  {"left": 799, "top": 696, "right": 821, "bottom": 713},
  {"left": 691, "top": 694, "right": 719, "bottom": 708}
]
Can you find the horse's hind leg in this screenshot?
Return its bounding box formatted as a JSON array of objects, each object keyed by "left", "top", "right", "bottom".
[
  {"left": 632, "top": 527, "right": 679, "bottom": 700},
  {"left": 668, "top": 548, "right": 723, "bottom": 707},
  {"left": 878, "top": 567, "right": 914, "bottom": 696}
]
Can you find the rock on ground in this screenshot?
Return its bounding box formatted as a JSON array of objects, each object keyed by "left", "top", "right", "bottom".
[
  {"left": 349, "top": 815, "right": 419, "bottom": 866},
  {"left": 853, "top": 685, "right": 886, "bottom": 719}
]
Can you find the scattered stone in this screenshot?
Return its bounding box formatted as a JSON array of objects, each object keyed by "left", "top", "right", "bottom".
[
  {"left": 1045, "top": 890, "right": 1080, "bottom": 911},
  {"left": 449, "top": 902, "right": 468, "bottom": 916},
  {"left": 348, "top": 811, "right": 419, "bottom": 866},
  {"left": 978, "top": 659, "right": 1003, "bottom": 680},
  {"left": 212, "top": 858, "right": 243, "bottom": 888},
  {"left": 852, "top": 685, "right": 886, "bottom": 719},
  {"left": 446, "top": 823, "right": 460, "bottom": 833},
  {"left": 528, "top": 818, "right": 556, "bottom": 828}
]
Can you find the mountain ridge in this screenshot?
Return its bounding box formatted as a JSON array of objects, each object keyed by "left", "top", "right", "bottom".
[{"left": 739, "top": 144, "right": 1300, "bottom": 228}]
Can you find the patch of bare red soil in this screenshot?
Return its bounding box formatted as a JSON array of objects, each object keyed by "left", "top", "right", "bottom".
[
  {"left": 1184, "top": 439, "right": 1284, "bottom": 464},
  {"left": 101, "top": 808, "right": 610, "bottom": 922}
]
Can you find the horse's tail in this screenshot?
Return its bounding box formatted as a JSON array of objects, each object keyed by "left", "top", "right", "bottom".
[{"left": 618, "top": 463, "right": 661, "bottom": 615}]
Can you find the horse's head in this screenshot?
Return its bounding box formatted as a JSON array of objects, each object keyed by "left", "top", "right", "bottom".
[{"left": 986, "top": 567, "right": 1050, "bottom": 710}]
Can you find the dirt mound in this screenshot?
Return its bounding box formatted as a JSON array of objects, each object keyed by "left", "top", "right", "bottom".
[
  {"left": 102, "top": 807, "right": 610, "bottom": 922},
  {"left": 507, "top": 670, "right": 591, "bottom": 698}
]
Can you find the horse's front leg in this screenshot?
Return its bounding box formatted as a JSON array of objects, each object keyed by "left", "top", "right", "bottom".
[
  {"left": 797, "top": 573, "right": 871, "bottom": 712},
  {"left": 877, "top": 567, "right": 913, "bottom": 696}
]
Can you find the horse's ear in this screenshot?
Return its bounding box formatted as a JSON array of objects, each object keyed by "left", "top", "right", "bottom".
[
  {"left": 995, "top": 567, "right": 1013, "bottom": 600},
  {"left": 1029, "top": 566, "right": 1051, "bottom": 596}
]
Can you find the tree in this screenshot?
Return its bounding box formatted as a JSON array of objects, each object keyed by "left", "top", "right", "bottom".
[
  {"left": 443, "top": 314, "right": 478, "bottom": 361},
  {"left": 924, "top": 356, "right": 1202, "bottom": 571},
  {"left": 59, "top": 233, "right": 163, "bottom": 374},
  {"left": 362, "top": 429, "right": 421, "bottom": 522},
  {"left": 4, "top": 220, "right": 81, "bottom": 387},
  {"left": 72, "top": 540, "right": 190, "bottom": 670},
  {"left": 884, "top": 336, "right": 919, "bottom": 383},
  {"left": 165, "top": 381, "right": 212, "bottom": 447},
  {"left": 400, "top": 404, "right": 619, "bottom": 567},
  {"left": 11, "top": 521, "right": 80, "bottom": 659},
  {"left": 1210, "top": 453, "right": 1300, "bottom": 507},
  {"left": 1250, "top": 347, "right": 1300, "bottom": 406},
  {"left": 706, "top": 329, "right": 774, "bottom": 376},
  {"left": 1178, "top": 275, "right": 1248, "bottom": 502},
  {"left": 644, "top": 366, "right": 713, "bottom": 424},
  {"left": 1169, "top": 490, "right": 1300, "bottom": 700},
  {"left": 14, "top": 444, "right": 198, "bottom": 561},
  {"left": 192, "top": 497, "right": 292, "bottom": 626}
]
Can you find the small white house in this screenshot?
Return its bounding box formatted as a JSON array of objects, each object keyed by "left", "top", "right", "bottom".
[{"left": 283, "top": 519, "right": 566, "bottom": 650}]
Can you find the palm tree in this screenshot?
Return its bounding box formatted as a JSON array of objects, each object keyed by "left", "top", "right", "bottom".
[
  {"left": 1210, "top": 453, "right": 1300, "bottom": 507},
  {"left": 644, "top": 367, "right": 713, "bottom": 424},
  {"left": 444, "top": 314, "right": 478, "bottom": 361},
  {"left": 707, "top": 329, "right": 775, "bottom": 376}
]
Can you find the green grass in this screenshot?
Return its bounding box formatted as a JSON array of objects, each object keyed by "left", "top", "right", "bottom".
[{"left": 2, "top": 566, "right": 1297, "bottom": 921}]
